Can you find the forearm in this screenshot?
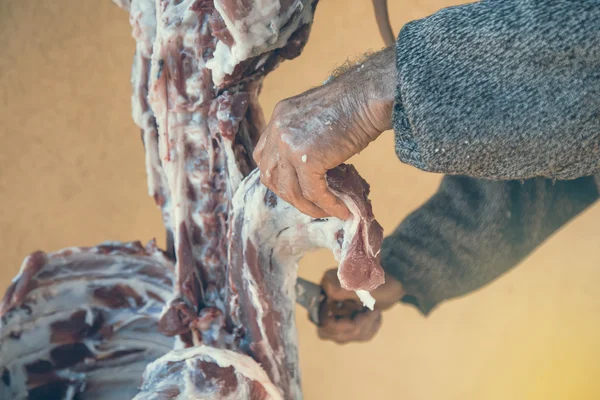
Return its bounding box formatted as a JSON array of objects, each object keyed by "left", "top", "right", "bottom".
[
  {"left": 324, "top": 46, "right": 397, "bottom": 137},
  {"left": 381, "top": 175, "right": 599, "bottom": 315},
  {"left": 393, "top": 0, "right": 600, "bottom": 180}
]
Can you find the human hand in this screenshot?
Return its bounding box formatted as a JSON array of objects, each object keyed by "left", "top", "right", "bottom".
[
  {"left": 317, "top": 268, "right": 404, "bottom": 344},
  {"left": 253, "top": 47, "right": 396, "bottom": 220}
]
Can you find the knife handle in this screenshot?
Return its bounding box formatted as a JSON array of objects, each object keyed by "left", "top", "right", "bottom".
[{"left": 324, "top": 299, "right": 365, "bottom": 321}]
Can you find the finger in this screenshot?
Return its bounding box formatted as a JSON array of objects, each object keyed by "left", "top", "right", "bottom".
[
  {"left": 320, "top": 269, "right": 342, "bottom": 292},
  {"left": 355, "top": 310, "right": 382, "bottom": 340},
  {"left": 319, "top": 313, "right": 382, "bottom": 344},
  {"left": 253, "top": 129, "right": 269, "bottom": 165},
  {"left": 321, "top": 269, "right": 352, "bottom": 301},
  {"left": 318, "top": 327, "right": 347, "bottom": 343},
  {"left": 276, "top": 162, "right": 328, "bottom": 219},
  {"left": 258, "top": 157, "right": 278, "bottom": 191},
  {"left": 318, "top": 309, "right": 382, "bottom": 343},
  {"left": 296, "top": 170, "right": 351, "bottom": 220},
  {"left": 355, "top": 309, "right": 382, "bottom": 328},
  {"left": 321, "top": 269, "right": 360, "bottom": 302},
  {"left": 321, "top": 322, "right": 364, "bottom": 345},
  {"left": 320, "top": 319, "right": 356, "bottom": 336},
  {"left": 318, "top": 317, "right": 358, "bottom": 340}
]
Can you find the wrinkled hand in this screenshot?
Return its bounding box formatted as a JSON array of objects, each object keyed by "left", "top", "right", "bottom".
[
  {"left": 317, "top": 268, "right": 404, "bottom": 344},
  {"left": 253, "top": 47, "right": 395, "bottom": 220}
]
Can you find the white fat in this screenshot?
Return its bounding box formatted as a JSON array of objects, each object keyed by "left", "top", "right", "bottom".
[
  {"left": 181, "top": 358, "right": 202, "bottom": 399},
  {"left": 222, "top": 137, "right": 244, "bottom": 192},
  {"left": 208, "top": 0, "right": 313, "bottom": 85},
  {"left": 139, "top": 346, "right": 283, "bottom": 400},
  {"left": 255, "top": 54, "right": 270, "bottom": 69},
  {"left": 355, "top": 290, "right": 376, "bottom": 310},
  {"left": 130, "top": 0, "right": 157, "bottom": 57},
  {"left": 0, "top": 244, "right": 175, "bottom": 399},
  {"left": 338, "top": 194, "right": 362, "bottom": 260},
  {"left": 206, "top": 41, "right": 236, "bottom": 85},
  {"left": 242, "top": 259, "right": 282, "bottom": 386}
]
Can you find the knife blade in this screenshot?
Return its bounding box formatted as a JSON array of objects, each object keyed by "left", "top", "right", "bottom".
[{"left": 295, "top": 277, "right": 326, "bottom": 326}]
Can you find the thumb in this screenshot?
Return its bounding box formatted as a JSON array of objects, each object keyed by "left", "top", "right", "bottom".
[{"left": 321, "top": 268, "right": 361, "bottom": 302}]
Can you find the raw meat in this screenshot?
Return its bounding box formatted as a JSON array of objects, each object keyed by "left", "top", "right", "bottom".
[
  {"left": 226, "top": 166, "right": 384, "bottom": 398},
  {"left": 118, "top": 0, "right": 386, "bottom": 398},
  {"left": 133, "top": 346, "right": 281, "bottom": 400},
  {"left": 0, "top": 241, "right": 175, "bottom": 400},
  {"left": 0, "top": 0, "right": 385, "bottom": 398},
  {"left": 123, "top": 0, "right": 321, "bottom": 344}
]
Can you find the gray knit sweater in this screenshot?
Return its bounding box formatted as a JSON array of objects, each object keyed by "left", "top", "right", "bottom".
[{"left": 384, "top": 0, "right": 600, "bottom": 314}]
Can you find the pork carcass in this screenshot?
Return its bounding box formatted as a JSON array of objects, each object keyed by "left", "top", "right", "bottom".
[
  {"left": 0, "top": 241, "right": 175, "bottom": 399},
  {"left": 120, "top": 0, "right": 385, "bottom": 398}
]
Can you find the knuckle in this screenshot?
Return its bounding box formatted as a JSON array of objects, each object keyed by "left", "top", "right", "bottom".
[
  {"left": 299, "top": 184, "right": 317, "bottom": 201},
  {"left": 278, "top": 132, "right": 295, "bottom": 150},
  {"left": 259, "top": 171, "right": 272, "bottom": 185},
  {"left": 320, "top": 280, "right": 333, "bottom": 294},
  {"left": 272, "top": 101, "right": 292, "bottom": 121},
  {"left": 274, "top": 99, "right": 289, "bottom": 111},
  {"left": 272, "top": 101, "right": 284, "bottom": 115}
]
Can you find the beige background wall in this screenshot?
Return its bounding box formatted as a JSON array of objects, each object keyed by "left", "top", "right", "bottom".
[{"left": 1, "top": 1, "right": 599, "bottom": 399}]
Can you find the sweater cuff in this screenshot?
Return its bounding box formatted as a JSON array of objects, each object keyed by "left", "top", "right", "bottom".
[
  {"left": 400, "top": 294, "right": 436, "bottom": 316},
  {"left": 392, "top": 23, "right": 426, "bottom": 171},
  {"left": 381, "top": 238, "right": 440, "bottom": 316}
]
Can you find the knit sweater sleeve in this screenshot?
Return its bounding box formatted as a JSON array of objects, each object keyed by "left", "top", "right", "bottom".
[
  {"left": 381, "top": 175, "right": 598, "bottom": 315},
  {"left": 393, "top": 0, "right": 600, "bottom": 180}
]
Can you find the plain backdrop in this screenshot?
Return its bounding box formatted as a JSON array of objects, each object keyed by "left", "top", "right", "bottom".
[{"left": 1, "top": 1, "right": 599, "bottom": 399}]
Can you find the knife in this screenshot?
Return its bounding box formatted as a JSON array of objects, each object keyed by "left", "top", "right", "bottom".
[
  {"left": 295, "top": 277, "right": 366, "bottom": 326},
  {"left": 295, "top": 277, "right": 326, "bottom": 326}
]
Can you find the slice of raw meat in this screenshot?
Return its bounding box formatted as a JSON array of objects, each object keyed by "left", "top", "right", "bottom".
[{"left": 0, "top": 241, "right": 175, "bottom": 400}]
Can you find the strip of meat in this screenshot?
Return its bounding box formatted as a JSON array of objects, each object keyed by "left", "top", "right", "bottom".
[
  {"left": 0, "top": 241, "right": 175, "bottom": 400},
  {"left": 326, "top": 165, "right": 385, "bottom": 296},
  {"left": 144, "top": 0, "right": 239, "bottom": 344},
  {"left": 130, "top": 0, "right": 173, "bottom": 239},
  {"left": 133, "top": 346, "right": 282, "bottom": 400}
]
